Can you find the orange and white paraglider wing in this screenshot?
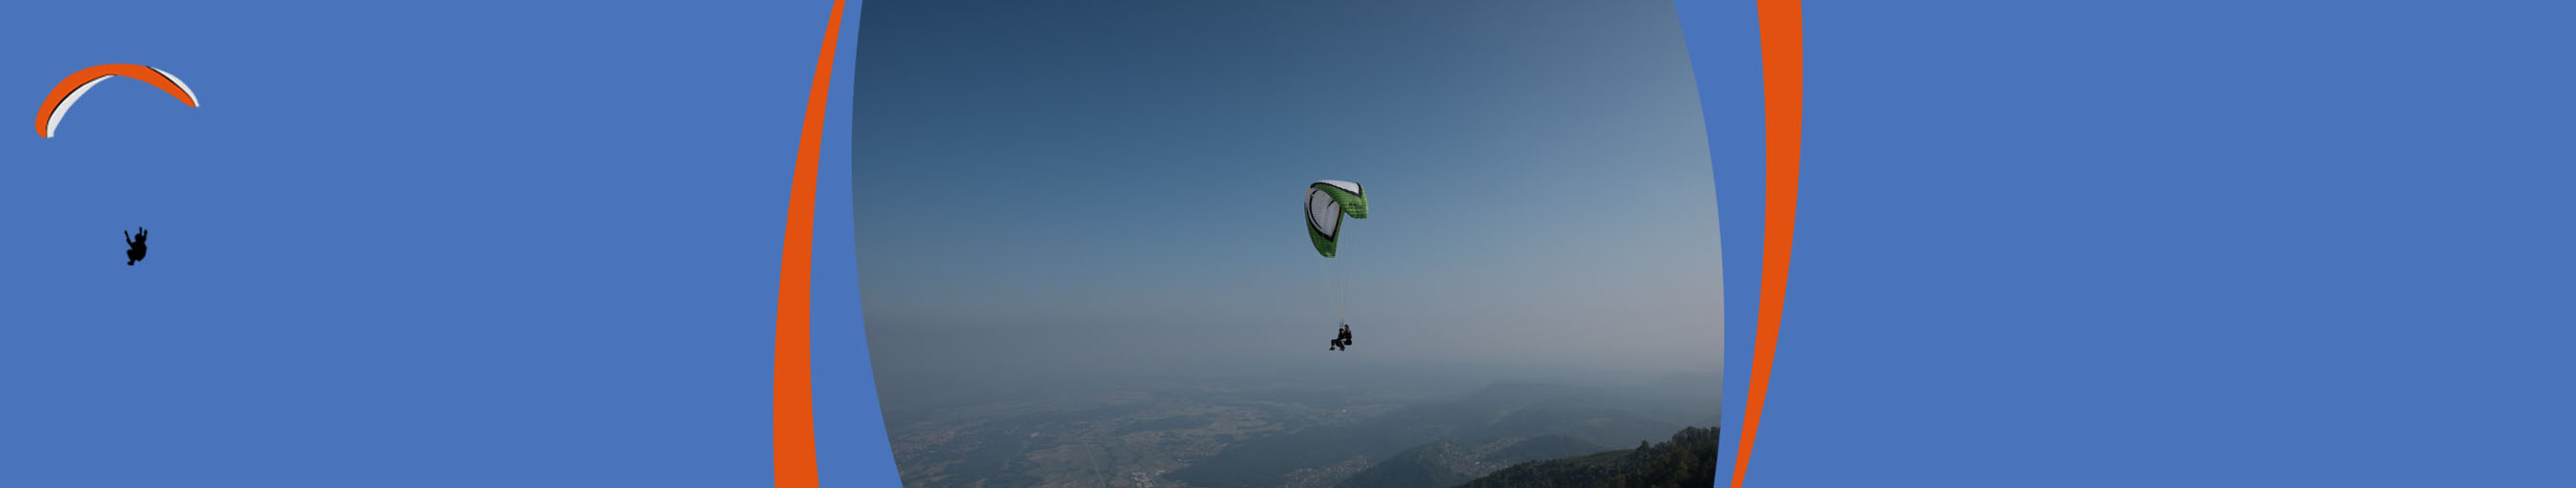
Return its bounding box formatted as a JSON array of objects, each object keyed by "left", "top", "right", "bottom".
[{"left": 35, "top": 63, "right": 200, "bottom": 138}]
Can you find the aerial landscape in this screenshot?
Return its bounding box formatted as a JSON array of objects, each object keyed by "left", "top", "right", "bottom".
[{"left": 849, "top": 1, "right": 1726, "bottom": 486}]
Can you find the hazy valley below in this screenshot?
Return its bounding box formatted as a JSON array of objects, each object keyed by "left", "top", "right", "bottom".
[{"left": 877, "top": 366, "right": 1722, "bottom": 488}]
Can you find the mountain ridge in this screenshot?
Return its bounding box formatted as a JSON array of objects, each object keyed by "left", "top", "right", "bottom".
[{"left": 1451, "top": 425, "right": 1721, "bottom": 488}]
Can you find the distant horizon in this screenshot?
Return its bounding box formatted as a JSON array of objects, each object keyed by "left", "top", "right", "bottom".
[{"left": 868, "top": 326, "right": 1728, "bottom": 424}]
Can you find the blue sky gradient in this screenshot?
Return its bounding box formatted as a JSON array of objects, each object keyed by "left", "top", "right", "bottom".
[{"left": 848, "top": 0, "right": 1726, "bottom": 400}]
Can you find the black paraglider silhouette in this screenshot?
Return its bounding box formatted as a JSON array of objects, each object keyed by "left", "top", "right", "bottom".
[{"left": 124, "top": 227, "right": 148, "bottom": 265}]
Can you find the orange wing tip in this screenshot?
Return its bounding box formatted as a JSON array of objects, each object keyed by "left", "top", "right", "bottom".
[{"left": 143, "top": 67, "right": 201, "bottom": 107}]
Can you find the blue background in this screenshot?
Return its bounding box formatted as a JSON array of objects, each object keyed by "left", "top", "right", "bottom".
[
  {"left": 1695, "top": 1, "right": 2573, "bottom": 486},
  {"left": 9, "top": 1, "right": 2567, "bottom": 487},
  {"left": 0, "top": 1, "right": 896, "bottom": 486}
]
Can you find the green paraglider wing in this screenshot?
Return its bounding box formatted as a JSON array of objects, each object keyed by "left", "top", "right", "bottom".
[{"left": 1306, "top": 180, "right": 1368, "bottom": 258}]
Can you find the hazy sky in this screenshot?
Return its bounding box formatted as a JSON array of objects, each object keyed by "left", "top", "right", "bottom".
[{"left": 849, "top": 0, "right": 1723, "bottom": 393}]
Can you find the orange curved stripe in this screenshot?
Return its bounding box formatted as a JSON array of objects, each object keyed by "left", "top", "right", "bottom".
[
  {"left": 777, "top": 1, "right": 846, "bottom": 487},
  {"left": 1733, "top": 0, "right": 1801, "bottom": 487},
  {"left": 35, "top": 63, "right": 200, "bottom": 138}
]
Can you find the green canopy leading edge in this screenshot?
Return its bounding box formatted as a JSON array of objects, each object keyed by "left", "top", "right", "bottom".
[{"left": 1305, "top": 180, "right": 1368, "bottom": 258}]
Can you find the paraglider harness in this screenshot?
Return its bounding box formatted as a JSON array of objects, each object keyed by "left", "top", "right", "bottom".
[
  {"left": 1331, "top": 324, "right": 1352, "bottom": 350},
  {"left": 124, "top": 227, "right": 148, "bottom": 265}
]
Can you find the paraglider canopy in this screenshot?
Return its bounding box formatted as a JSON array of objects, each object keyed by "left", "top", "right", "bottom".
[
  {"left": 1306, "top": 180, "right": 1367, "bottom": 258},
  {"left": 1306, "top": 179, "right": 1369, "bottom": 332},
  {"left": 35, "top": 64, "right": 201, "bottom": 138}
]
